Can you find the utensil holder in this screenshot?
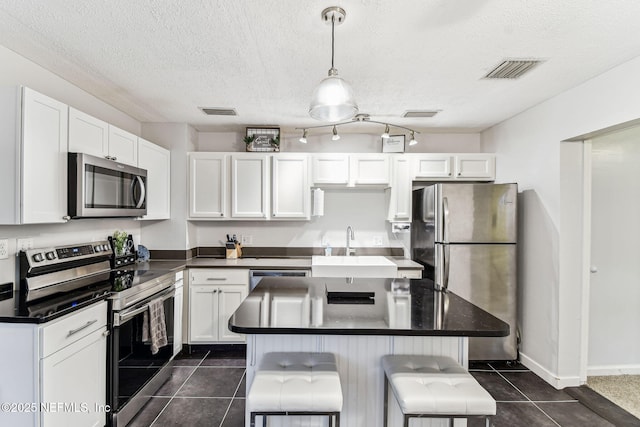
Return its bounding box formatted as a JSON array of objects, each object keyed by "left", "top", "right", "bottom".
[{"left": 226, "top": 243, "right": 242, "bottom": 259}]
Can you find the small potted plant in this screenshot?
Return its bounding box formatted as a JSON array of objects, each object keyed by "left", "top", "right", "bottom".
[
  {"left": 243, "top": 134, "right": 256, "bottom": 152},
  {"left": 113, "top": 230, "right": 129, "bottom": 257},
  {"left": 270, "top": 135, "right": 280, "bottom": 151}
]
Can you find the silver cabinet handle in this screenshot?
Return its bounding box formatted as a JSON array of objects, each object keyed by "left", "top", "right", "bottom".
[
  {"left": 111, "top": 157, "right": 117, "bottom": 161},
  {"left": 206, "top": 277, "right": 227, "bottom": 281},
  {"left": 213, "top": 289, "right": 218, "bottom": 293},
  {"left": 62, "top": 215, "right": 71, "bottom": 220},
  {"left": 67, "top": 319, "right": 98, "bottom": 337}
]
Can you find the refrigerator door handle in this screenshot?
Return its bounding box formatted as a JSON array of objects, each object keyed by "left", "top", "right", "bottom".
[
  {"left": 443, "top": 196, "right": 450, "bottom": 243},
  {"left": 443, "top": 244, "right": 450, "bottom": 290}
]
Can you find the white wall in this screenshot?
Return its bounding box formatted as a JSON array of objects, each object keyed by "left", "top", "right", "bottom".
[
  {"left": 588, "top": 126, "right": 640, "bottom": 374},
  {"left": 139, "top": 123, "right": 197, "bottom": 251},
  {"left": 482, "top": 54, "right": 640, "bottom": 387},
  {"left": 0, "top": 45, "right": 143, "bottom": 286}
]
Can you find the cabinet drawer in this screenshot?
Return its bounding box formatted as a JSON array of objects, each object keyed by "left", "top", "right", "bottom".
[
  {"left": 397, "top": 269, "right": 422, "bottom": 279},
  {"left": 40, "top": 301, "right": 107, "bottom": 358},
  {"left": 190, "top": 269, "right": 249, "bottom": 285}
]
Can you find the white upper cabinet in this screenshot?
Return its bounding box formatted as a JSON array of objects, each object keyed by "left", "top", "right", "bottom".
[
  {"left": 272, "top": 154, "right": 310, "bottom": 219},
  {"left": 387, "top": 155, "right": 412, "bottom": 222},
  {"left": 349, "top": 154, "right": 390, "bottom": 186},
  {"left": 411, "top": 153, "right": 495, "bottom": 181},
  {"left": 107, "top": 125, "right": 138, "bottom": 166},
  {"left": 188, "top": 152, "right": 227, "bottom": 218},
  {"left": 68, "top": 108, "right": 138, "bottom": 166},
  {"left": 312, "top": 154, "right": 349, "bottom": 185},
  {"left": 68, "top": 107, "right": 109, "bottom": 159},
  {"left": 0, "top": 87, "right": 68, "bottom": 224},
  {"left": 454, "top": 154, "right": 495, "bottom": 180},
  {"left": 138, "top": 138, "right": 171, "bottom": 220},
  {"left": 231, "top": 154, "right": 269, "bottom": 219},
  {"left": 413, "top": 154, "right": 453, "bottom": 179}
]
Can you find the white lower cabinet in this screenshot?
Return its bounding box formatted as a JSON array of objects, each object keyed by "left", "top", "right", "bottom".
[
  {"left": 0, "top": 301, "right": 108, "bottom": 427},
  {"left": 188, "top": 269, "right": 248, "bottom": 343}
]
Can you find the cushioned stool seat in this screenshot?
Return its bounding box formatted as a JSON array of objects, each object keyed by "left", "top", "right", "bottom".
[
  {"left": 248, "top": 352, "right": 343, "bottom": 427},
  {"left": 382, "top": 355, "right": 496, "bottom": 427}
]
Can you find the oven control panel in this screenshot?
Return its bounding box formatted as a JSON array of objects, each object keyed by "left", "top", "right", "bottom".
[{"left": 22, "top": 241, "right": 113, "bottom": 268}]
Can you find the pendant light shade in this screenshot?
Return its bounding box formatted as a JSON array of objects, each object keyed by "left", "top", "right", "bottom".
[
  {"left": 309, "top": 72, "right": 358, "bottom": 122},
  {"left": 309, "top": 7, "right": 358, "bottom": 122}
]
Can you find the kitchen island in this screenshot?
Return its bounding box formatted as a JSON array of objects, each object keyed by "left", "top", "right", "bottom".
[{"left": 229, "top": 277, "right": 509, "bottom": 427}]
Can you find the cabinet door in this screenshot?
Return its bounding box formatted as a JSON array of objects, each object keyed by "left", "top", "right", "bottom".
[
  {"left": 40, "top": 327, "right": 107, "bottom": 427},
  {"left": 138, "top": 138, "right": 171, "bottom": 220},
  {"left": 454, "top": 154, "right": 495, "bottom": 180},
  {"left": 189, "top": 286, "right": 218, "bottom": 342},
  {"left": 413, "top": 154, "right": 453, "bottom": 179},
  {"left": 21, "top": 87, "right": 68, "bottom": 224},
  {"left": 231, "top": 154, "right": 268, "bottom": 218},
  {"left": 312, "top": 154, "right": 349, "bottom": 185},
  {"left": 349, "top": 154, "right": 390, "bottom": 185},
  {"left": 387, "top": 155, "right": 412, "bottom": 221},
  {"left": 188, "top": 153, "right": 227, "bottom": 218},
  {"left": 68, "top": 107, "right": 109, "bottom": 159},
  {"left": 272, "top": 154, "right": 310, "bottom": 219},
  {"left": 217, "top": 285, "right": 247, "bottom": 342},
  {"left": 107, "top": 125, "right": 138, "bottom": 166}
]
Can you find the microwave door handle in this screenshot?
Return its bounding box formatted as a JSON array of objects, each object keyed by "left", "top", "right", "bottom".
[{"left": 131, "top": 176, "right": 146, "bottom": 209}]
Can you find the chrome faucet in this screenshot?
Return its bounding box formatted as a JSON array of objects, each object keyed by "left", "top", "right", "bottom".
[{"left": 346, "top": 226, "right": 356, "bottom": 256}]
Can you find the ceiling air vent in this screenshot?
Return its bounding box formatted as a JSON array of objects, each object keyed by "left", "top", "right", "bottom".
[
  {"left": 402, "top": 110, "right": 440, "bottom": 118},
  {"left": 199, "top": 107, "right": 238, "bottom": 116},
  {"left": 483, "top": 60, "right": 542, "bottom": 79}
]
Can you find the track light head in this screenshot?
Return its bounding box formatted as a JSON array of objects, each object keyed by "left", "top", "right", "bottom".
[{"left": 332, "top": 125, "right": 341, "bottom": 141}]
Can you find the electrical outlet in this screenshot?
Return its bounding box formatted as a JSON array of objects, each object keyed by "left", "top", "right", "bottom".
[
  {"left": 0, "top": 239, "right": 8, "bottom": 260},
  {"left": 373, "top": 236, "right": 383, "bottom": 246},
  {"left": 17, "top": 238, "right": 34, "bottom": 252},
  {"left": 241, "top": 235, "right": 253, "bottom": 245}
]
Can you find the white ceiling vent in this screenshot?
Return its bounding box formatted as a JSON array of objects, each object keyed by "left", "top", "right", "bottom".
[
  {"left": 199, "top": 107, "right": 238, "bottom": 116},
  {"left": 483, "top": 60, "right": 542, "bottom": 79},
  {"left": 402, "top": 110, "right": 440, "bottom": 118}
]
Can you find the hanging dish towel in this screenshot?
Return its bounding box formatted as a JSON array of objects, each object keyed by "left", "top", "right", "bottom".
[{"left": 142, "top": 297, "right": 168, "bottom": 355}]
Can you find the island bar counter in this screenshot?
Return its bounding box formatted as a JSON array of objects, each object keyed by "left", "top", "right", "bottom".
[{"left": 230, "top": 277, "right": 509, "bottom": 427}]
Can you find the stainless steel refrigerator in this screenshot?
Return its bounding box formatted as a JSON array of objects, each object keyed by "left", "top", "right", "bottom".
[{"left": 411, "top": 183, "right": 518, "bottom": 361}]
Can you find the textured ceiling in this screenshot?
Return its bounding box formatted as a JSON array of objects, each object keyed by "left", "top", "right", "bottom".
[{"left": 1, "top": 0, "right": 640, "bottom": 133}]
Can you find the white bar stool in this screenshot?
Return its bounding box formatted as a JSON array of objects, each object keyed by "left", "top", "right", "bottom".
[
  {"left": 247, "top": 352, "right": 343, "bottom": 427},
  {"left": 382, "top": 355, "right": 496, "bottom": 427}
]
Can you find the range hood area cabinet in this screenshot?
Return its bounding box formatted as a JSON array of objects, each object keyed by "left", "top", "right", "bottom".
[
  {"left": 188, "top": 152, "right": 311, "bottom": 220},
  {"left": 68, "top": 107, "right": 138, "bottom": 166},
  {"left": 0, "top": 87, "right": 69, "bottom": 224}
]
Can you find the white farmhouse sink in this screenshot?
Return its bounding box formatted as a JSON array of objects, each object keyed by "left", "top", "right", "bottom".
[{"left": 311, "top": 256, "right": 398, "bottom": 278}]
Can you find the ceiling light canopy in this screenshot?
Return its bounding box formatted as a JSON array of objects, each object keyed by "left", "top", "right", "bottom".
[{"left": 308, "top": 7, "right": 358, "bottom": 122}]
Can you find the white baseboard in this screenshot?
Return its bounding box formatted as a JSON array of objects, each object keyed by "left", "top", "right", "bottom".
[
  {"left": 587, "top": 364, "right": 640, "bottom": 376},
  {"left": 519, "top": 352, "right": 581, "bottom": 389}
]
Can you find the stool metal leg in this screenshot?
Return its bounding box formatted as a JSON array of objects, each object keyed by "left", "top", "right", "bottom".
[
  {"left": 336, "top": 412, "right": 340, "bottom": 427},
  {"left": 449, "top": 418, "right": 455, "bottom": 427},
  {"left": 329, "top": 414, "right": 333, "bottom": 427},
  {"left": 262, "top": 415, "right": 267, "bottom": 427},
  {"left": 404, "top": 414, "right": 410, "bottom": 427},
  {"left": 250, "top": 412, "right": 256, "bottom": 427}
]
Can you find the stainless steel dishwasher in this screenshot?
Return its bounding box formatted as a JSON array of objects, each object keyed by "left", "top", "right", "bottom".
[{"left": 249, "top": 269, "right": 310, "bottom": 291}]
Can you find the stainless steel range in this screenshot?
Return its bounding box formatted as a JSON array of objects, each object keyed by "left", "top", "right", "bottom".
[{"left": 107, "top": 266, "right": 178, "bottom": 427}]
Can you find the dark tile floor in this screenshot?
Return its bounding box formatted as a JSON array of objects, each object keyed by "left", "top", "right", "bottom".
[{"left": 127, "top": 350, "right": 639, "bottom": 427}]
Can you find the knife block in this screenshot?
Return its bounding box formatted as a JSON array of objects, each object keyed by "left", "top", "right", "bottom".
[{"left": 226, "top": 243, "right": 242, "bottom": 259}]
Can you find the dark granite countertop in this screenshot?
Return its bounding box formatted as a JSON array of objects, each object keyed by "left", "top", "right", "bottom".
[{"left": 229, "top": 277, "right": 509, "bottom": 337}]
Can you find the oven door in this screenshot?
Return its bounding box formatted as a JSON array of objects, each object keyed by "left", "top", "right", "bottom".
[
  {"left": 109, "top": 287, "right": 175, "bottom": 427},
  {"left": 69, "top": 152, "right": 147, "bottom": 218}
]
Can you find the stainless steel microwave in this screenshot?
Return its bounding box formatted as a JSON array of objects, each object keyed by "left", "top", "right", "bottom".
[{"left": 68, "top": 153, "right": 147, "bottom": 218}]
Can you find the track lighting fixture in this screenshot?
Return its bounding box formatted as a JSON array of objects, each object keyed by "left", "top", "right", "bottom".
[
  {"left": 296, "top": 113, "right": 419, "bottom": 145},
  {"left": 299, "top": 129, "right": 308, "bottom": 144},
  {"left": 381, "top": 124, "right": 390, "bottom": 139},
  {"left": 409, "top": 131, "right": 418, "bottom": 146},
  {"left": 331, "top": 125, "right": 340, "bottom": 141}
]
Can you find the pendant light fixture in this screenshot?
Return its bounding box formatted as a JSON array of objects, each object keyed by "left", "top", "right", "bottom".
[{"left": 309, "top": 7, "right": 358, "bottom": 122}]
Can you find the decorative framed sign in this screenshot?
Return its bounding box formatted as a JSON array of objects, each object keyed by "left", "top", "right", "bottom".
[
  {"left": 245, "top": 127, "right": 280, "bottom": 152},
  {"left": 382, "top": 135, "right": 405, "bottom": 153}
]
